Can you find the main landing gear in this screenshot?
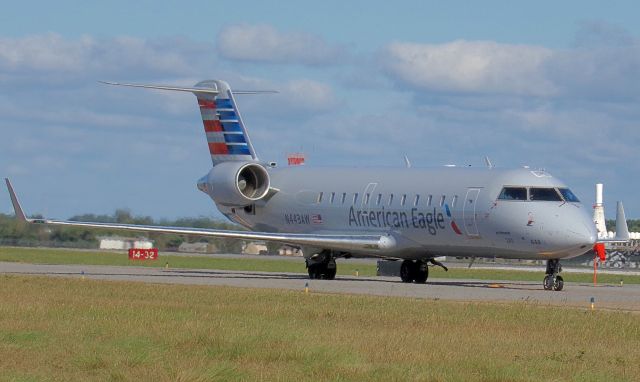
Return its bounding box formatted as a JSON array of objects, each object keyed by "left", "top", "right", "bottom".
[
  {"left": 400, "top": 260, "right": 428, "bottom": 283},
  {"left": 399, "top": 259, "right": 449, "bottom": 284},
  {"left": 306, "top": 250, "right": 337, "bottom": 280},
  {"left": 543, "top": 259, "right": 564, "bottom": 291}
]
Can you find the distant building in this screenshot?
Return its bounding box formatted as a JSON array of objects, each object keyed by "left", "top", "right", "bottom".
[
  {"left": 98, "top": 236, "right": 154, "bottom": 250},
  {"left": 242, "top": 241, "right": 268, "bottom": 255},
  {"left": 278, "top": 245, "right": 302, "bottom": 256},
  {"left": 178, "top": 242, "right": 211, "bottom": 253}
]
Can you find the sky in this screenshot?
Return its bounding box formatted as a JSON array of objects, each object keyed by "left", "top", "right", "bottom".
[{"left": 2, "top": 1, "right": 640, "bottom": 220}]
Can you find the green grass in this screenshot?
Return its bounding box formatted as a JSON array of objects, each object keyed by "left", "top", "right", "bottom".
[
  {"left": 1, "top": 246, "right": 640, "bottom": 285},
  {"left": 0, "top": 275, "right": 638, "bottom": 381}
]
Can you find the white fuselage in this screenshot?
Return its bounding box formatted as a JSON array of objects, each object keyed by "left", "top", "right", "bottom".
[{"left": 204, "top": 166, "right": 597, "bottom": 261}]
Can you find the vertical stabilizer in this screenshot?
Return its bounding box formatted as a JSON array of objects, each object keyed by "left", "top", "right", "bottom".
[
  {"left": 194, "top": 80, "right": 258, "bottom": 165},
  {"left": 99, "top": 80, "right": 259, "bottom": 166},
  {"left": 615, "top": 201, "right": 630, "bottom": 240}
]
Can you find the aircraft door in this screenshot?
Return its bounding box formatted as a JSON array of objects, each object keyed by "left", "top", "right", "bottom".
[
  {"left": 362, "top": 183, "right": 377, "bottom": 207},
  {"left": 463, "top": 188, "right": 481, "bottom": 237}
]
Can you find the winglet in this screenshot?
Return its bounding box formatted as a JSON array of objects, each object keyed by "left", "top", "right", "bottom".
[
  {"left": 615, "top": 201, "right": 630, "bottom": 241},
  {"left": 4, "top": 178, "right": 28, "bottom": 222}
]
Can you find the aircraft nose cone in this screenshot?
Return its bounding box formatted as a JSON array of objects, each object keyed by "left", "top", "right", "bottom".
[
  {"left": 554, "top": 210, "right": 598, "bottom": 258},
  {"left": 567, "top": 220, "right": 597, "bottom": 251},
  {"left": 581, "top": 222, "right": 597, "bottom": 246}
]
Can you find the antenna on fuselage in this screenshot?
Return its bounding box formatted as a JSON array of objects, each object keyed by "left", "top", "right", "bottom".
[
  {"left": 404, "top": 155, "right": 412, "bottom": 169},
  {"left": 484, "top": 156, "right": 494, "bottom": 169}
]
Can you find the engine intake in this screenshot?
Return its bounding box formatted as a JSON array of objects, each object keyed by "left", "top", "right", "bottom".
[
  {"left": 204, "top": 162, "right": 270, "bottom": 206},
  {"left": 237, "top": 163, "right": 270, "bottom": 200}
]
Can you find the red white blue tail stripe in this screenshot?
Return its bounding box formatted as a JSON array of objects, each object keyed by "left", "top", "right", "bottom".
[{"left": 195, "top": 80, "right": 257, "bottom": 165}]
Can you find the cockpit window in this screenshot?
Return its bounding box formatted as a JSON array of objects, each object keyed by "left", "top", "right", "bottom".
[
  {"left": 498, "top": 187, "right": 527, "bottom": 201},
  {"left": 529, "top": 187, "right": 563, "bottom": 201},
  {"left": 558, "top": 188, "right": 580, "bottom": 202}
]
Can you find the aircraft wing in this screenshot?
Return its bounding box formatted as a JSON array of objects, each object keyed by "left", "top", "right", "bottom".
[{"left": 4, "top": 179, "right": 395, "bottom": 254}]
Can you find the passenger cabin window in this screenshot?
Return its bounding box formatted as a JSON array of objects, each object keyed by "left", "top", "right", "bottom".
[
  {"left": 558, "top": 188, "right": 580, "bottom": 202},
  {"left": 341, "top": 193, "right": 347, "bottom": 204},
  {"left": 317, "top": 192, "right": 323, "bottom": 204},
  {"left": 414, "top": 195, "right": 420, "bottom": 207},
  {"left": 388, "top": 194, "right": 394, "bottom": 206},
  {"left": 330, "top": 192, "right": 335, "bottom": 204},
  {"left": 498, "top": 187, "right": 527, "bottom": 201},
  {"left": 353, "top": 193, "right": 359, "bottom": 205},
  {"left": 529, "top": 187, "right": 563, "bottom": 201},
  {"left": 376, "top": 194, "right": 382, "bottom": 205},
  {"left": 364, "top": 193, "right": 370, "bottom": 205},
  {"left": 452, "top": 195, "right": 458, "bottom": 208},
  {"left": 439, "top": 195, "right": 446, "bottom": 207},
  {"left": 427, "top": 195, "right": 433, "bottom": 206},
  {"left": 401, "top": 194, "right": 406, "bottom": 206}
]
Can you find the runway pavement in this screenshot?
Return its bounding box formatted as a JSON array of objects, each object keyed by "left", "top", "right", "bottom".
[{"left": 1, "top": 261, "right": 639, "bottom": 311}]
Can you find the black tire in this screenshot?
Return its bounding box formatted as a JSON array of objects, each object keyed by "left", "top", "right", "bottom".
[
  {"left": 324, "top": 267, "right": 337, "bottom": 280},
  {"left": 413, "top": 261, "right": 429, "bottom": 284},
  {"left": 400, "top": 260, "right": 415, "bottom": 283},
  {"left": 543, "top": 275, "right": 553, "bottom": 290},
  {"left": 308, "top": 264, "right": 321, "bottom": 279},
  {"left": 553, "top": 275, "right": 564, "bottom": 291}
]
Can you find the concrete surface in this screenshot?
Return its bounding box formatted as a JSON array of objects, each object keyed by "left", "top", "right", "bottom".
[{"left": 1, "top": 261, "right": 638, "bottom": 312}]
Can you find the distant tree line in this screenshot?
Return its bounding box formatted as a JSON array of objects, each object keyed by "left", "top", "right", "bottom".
[
  {"left": 605, "top": 219, "right": 640, "bottom": 232},
  {"left": 0, "top": 209, "right": 244, "bottom": 252}
]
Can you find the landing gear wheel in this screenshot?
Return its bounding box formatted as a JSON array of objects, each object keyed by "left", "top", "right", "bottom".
[
  {"left": 400, "top": 260, "right": 415, "bottom": 283},
  {"left": 543, "top": 259, "right": 564, "bottom": 291},
  {"left": 325, "top": 267, "right": 336, "bottom": 280},
  {"left": 543, "top": 275, "right": 553, "bottom": 290},
  {"left": 413, "top": 261, "right": 429, "bottom": 284},
  {"left": 306, "top": 252, "right": 337, "bottom": 280},
  {"left": 307, "top": 264, "right": 322, "bottom": 279},
  {"left": 553, "top": 275, "right": 564, "bottom": 291}
]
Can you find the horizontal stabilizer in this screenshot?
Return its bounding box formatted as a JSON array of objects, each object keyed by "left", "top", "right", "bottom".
[
  {"left": 99, "top": 81, "right": 277, "bottom": 95},
  {"left": 99, "top": 81, "right": 220, "bottom": 95}
]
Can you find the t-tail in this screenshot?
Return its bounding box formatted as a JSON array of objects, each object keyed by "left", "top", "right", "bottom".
[
  {"left": 194, "top": 80, "right": 257, "bottom": 165},
  {"left": 100, "top": 79, "right": 274, "bottom": 165}
]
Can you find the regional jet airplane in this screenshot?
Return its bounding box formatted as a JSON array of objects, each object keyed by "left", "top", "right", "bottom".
[{"left": 5, "top": 79, "right": 619, "bottom": 291}]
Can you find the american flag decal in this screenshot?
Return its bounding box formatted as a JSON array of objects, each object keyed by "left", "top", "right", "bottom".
[{"left": 311, "top": 214, "right": 323, "bottom": 224}]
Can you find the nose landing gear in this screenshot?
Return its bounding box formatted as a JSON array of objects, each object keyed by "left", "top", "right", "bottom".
[{"left": 543, "top": 259, "right": 564, "bottom": 291}]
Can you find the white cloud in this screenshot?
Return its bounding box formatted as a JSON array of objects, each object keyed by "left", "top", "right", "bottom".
[
  {"left": 381, "top": 31, "right": 640, "bottom": 101},
  {"left": 225, "top": 76, "right": 337, "bottom": 116},
  {"left": 0, "top": 33, "right": 211, "bottom": 78},
  {"left": 217, "top": 24, "right": 347, "bottom": 65},
  {"left": 381, "top": 40, "right": 555, "bottom": 96},
  {"left": 281, "top": 79, "right": 336, "bottom": 111}
]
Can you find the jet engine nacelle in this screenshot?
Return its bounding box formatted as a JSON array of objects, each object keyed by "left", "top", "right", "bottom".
[{"left": 205, "top": 162, "right": 270, "bottom": 206}]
